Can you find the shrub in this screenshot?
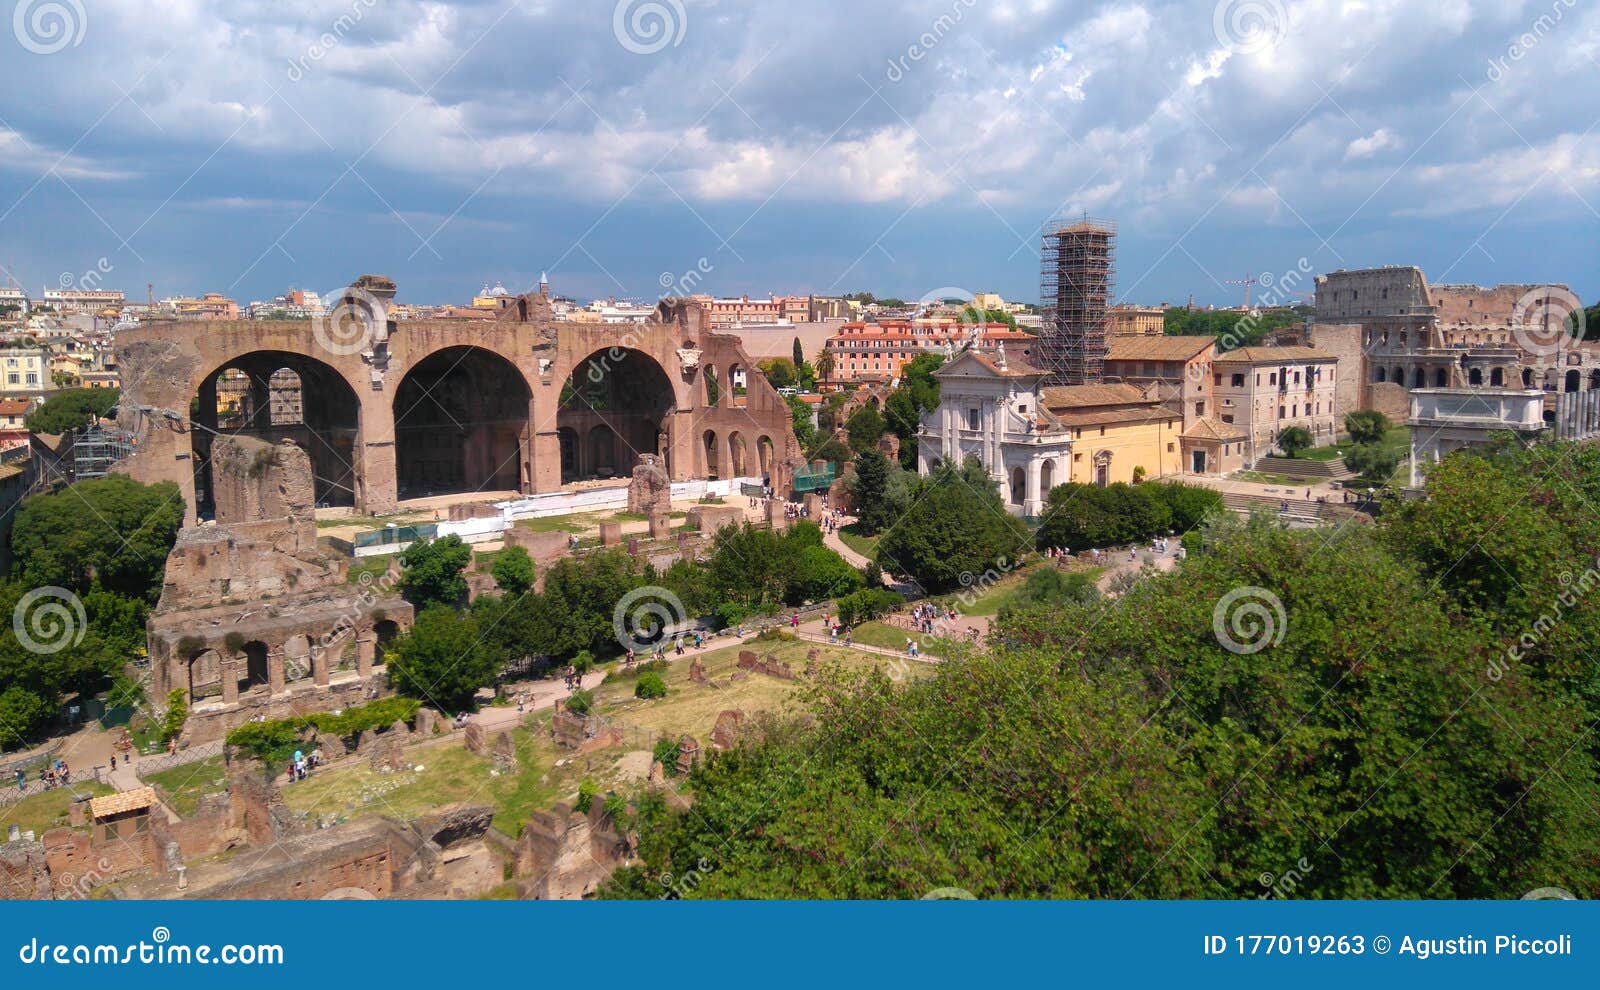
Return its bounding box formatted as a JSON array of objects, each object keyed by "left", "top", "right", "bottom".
[
  {"left": 224, "top": 697, "right": 422, "bottom": 765},
  {"left": 837, "top": 588, "right": 904, "bottom": 627},
  {"left": 160, "top": 689, "right": 188, "bottom": 743},
  {"left": 635, "top": 672, "right": 668, "bottom": 700},
  {"left": 223, "top": 631, "right": 246, "bottom": 654},
  {"left": 565, "top": 689, "right": 594, "bottom": 716},
  {"left": 576, "top": 778, "right": 598, "bottom": 813},
  {"left": 653, "top": 737, "right": 681, "bottom": 772}
]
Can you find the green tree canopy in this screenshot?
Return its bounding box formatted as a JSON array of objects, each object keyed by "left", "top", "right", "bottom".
[
  {"left": 490, "top": 545, "right": 536, "bottom": 597},
  {"left": 845, "top": 403, "right": 886, "bottom": 454},
  {"left": 385, "top": 604, "right": 495, "bottom": 711},
  {"left": 847, "top": 449, "right": 893, "bottom": 535},
  {"left": 11, "top": 476, "right": 183, "bottom": 602},
  {"left": 398, "top": 534, "right": 473, "bottom": 609},
  {"left": 1276, "top": 426, "right": 1313, "bottom": 458},
  {"left": 23, "top": 387, "right": 120, "bottom": 434},
  {"left": 1343, "top": 409, "right": 1392, "bottom": 445},
  {"left": 876, "top": 458, "right": 1030, "bottom": 592}
]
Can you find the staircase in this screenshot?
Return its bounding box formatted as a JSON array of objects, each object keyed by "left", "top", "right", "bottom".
[
  {"left": 1220, "top": 491, "right": 1327, "bottom": 525},
  {"left": 1257, "top": 455, "right": 1355, "bottom": 480}
]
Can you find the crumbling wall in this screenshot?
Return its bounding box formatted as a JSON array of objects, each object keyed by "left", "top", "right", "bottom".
[
  {"left": 514, "top": 801, "right": 632, "bottom": 899},
  {"left": 210, "top": 436, "right": 316, "bottom": 525}
]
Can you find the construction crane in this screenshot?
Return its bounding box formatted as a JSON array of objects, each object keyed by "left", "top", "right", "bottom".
[{"left": 1225, "top": 273, "right": 1257, "bottom": 309}]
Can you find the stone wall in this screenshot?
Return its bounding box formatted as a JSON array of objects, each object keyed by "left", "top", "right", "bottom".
[
  {"left": 1308, "top": 322, "right": 1365, "bottom": 419},
  {"left": 210, "top": 435, "right": 316, "bottom": 525}
]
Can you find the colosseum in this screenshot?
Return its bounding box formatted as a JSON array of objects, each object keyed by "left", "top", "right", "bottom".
[{"left": 113, "top": 277, "right": 800, "bottom": 523}]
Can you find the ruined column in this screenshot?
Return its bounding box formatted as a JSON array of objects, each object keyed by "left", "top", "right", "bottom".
[
  {"left": 267, "top": 648, "right": 287, "bottom": 696},
  {"left": 312, "top": 644, "right": 330, "bottom": 687},
  {"left": 357, "top": 633, "right": 376, "bottom": 678},
  {"left": 221, "top": 659, "right": 240, "bottom": 705}
]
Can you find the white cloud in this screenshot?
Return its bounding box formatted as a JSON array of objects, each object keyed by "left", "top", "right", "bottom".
[{"left": 1344, "top": 127, "right": 1401, "bottom": 160}]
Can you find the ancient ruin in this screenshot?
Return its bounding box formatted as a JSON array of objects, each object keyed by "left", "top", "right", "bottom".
[
  {"left": 145, "top": 434, "right": 413, "bottom": 744},
  {"left": 112, "top": 285, "right": 800, "bottom": 523}
]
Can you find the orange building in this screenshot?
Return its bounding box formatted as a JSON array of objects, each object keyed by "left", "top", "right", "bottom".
[{"left": 823, "top": 319, "right": 1038, "bottom": 384}]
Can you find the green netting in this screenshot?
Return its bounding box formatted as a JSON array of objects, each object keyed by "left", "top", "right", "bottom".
[{"left": 792, "top": 463, "right": 837, "bottom": 494}]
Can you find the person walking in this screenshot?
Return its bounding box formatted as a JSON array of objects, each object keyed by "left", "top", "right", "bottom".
[{"left": 14, "top": 768, "right": 23, "bottom": 792}]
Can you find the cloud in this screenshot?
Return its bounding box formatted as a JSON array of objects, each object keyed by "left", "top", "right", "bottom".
[{"left": 1344, "top": 127, "right": 1400, "bottom": 160}]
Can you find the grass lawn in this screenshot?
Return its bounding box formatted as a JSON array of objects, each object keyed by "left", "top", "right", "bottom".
[
  {"left": 142, "top": 756, "right": 227, "bottom": 819},
  {"left": 277, "top": 731, "right": 564, "bottom": 837},
  {"left": 837, "top": 523, "right": 879, "bottom": 561},
  {"left": 515, "top": 515, "right": 591, "bottom": 534},
  {"left": 347, "top": 554, "right": 397, "bottom": 585},
  {"left": 590, "top": 637, "right": 912, "bottom": 741},
  {"left": 1, "top": 781, "right": 114, "bottom": 837},
  {"left": 1232, "top": 471, "right": 1303, "bottom": 486}
]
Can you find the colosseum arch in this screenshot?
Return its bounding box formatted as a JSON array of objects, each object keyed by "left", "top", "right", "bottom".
[
  {"left": 191, "top": 350, "right": 360, "bottom": 519},
  {"left": 558, "top": 348, "right": 677, "bottom": 483},
  {"left": 393, "top": 346, "right": 531, "bottom": 499}
]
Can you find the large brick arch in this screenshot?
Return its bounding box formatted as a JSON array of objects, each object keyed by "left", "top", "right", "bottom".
[{"left": 114, "top": 290, "right": 799, "bottom": 521}]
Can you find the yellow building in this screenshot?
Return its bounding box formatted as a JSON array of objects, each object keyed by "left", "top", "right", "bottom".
[
  {"left": 1107, "top": 305, "right": 1166, "bottom": 336},
  {"left": 1042, "top": 383, "right": 1183, "bottom": 485}
]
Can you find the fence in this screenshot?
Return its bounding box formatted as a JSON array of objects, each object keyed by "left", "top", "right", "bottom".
[
  {"left": 130, "top": 739, "right": 226, "bottom": 777},
  {"left": 353, "top": 523, "right": 437, "bottom": 551}
]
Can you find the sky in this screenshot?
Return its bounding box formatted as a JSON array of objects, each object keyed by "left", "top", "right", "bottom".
[{"left": 0, "top": 0, "right": 1595, "bottom": 308}]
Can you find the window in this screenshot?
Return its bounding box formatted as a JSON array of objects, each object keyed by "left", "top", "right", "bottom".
[
  {"left": 1278, "top": 405, "right": 1286, "bottom": 419},
  {"left": 1221, "top": 414, "right": 1234, "bottom": 424},
  {"left": 1166, "top": 442, "right": 1174, "bottom": 452},
  {"left": 1195, "top": 401, "right": 1205, "bottom": 416},
  {"left": 1269, "top": 373, "right": 1277, "bottom": 385},
  {"left": 967, "top": 408, "right": 979, "bottom": 430},
  {"left": 5, "top": 374, "right": 15, "bottom": 385},
  {"left": 1231, "top": 374, "right": 1245, "bottom": 387}
]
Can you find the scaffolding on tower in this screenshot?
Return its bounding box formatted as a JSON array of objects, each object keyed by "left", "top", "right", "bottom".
[{"left": 1038, "top": 216, "right": 1116, "bottom": 386}]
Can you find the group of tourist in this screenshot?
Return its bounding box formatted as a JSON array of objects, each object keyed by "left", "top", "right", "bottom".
[
  {"left": 284, "top": 747, "right": 322, "bottom": 784},
  {"left": 19, "top": 759, "right": 75, "bottom": 791}
]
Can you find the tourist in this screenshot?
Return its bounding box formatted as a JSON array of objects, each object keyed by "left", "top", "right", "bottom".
[
  {"left": 844, "top": 629, "right": 853, "bottom": 647},
  {"left": 109, "top": 753, "right": 116, "bottom": 771},
  {"left": 14, "top": 768, "right": 23, "bottom": 792}
]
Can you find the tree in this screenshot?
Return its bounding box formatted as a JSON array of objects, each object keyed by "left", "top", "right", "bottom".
[
  {"left": 1343, "top": 442, "right": 1400, "bottom": 482},
  {"left": 785, "top": 394, "right": 817, "bottom": 451},
  {"left": 1004, "top": 567, "right": 1099, "bottom": 613},
  {"left": 848, "top": 450, "right": 893, "bottom": 534},
  {"left": 398, "top": 535, "right": 473, "bottom": 609},
  {"left": 845, "top": 404, "right": 886, "bottom": 454},
  {"left": 1344, "top": 410, "right": 1392, "bottom": 445},
  {"left": 758, "top": 357, "right": 797, "bottom": 390},
  {"left": 792, "top": 337, "right": 805, "bottom": 368},
  {"left": 876, "top": 459, "right": 1030, "bottom": 592},
  {"left": 1276, "top": 425, "right": 1313, "bottom": 458},
  {"left": 490, "top": 546, "right": 536, "bottom": 597},
  {"left": 1034, "top": 483, "right": 1174, "bottom": 552},
  {"left": 787, "top": 545, "right": 864, "bottom": 603},
  {"left": 815, "top": 349, "right": 836, "bottom": 383},
  {"left": 11, "top": 476, "right": 183, "bottom": 602},
  {"left": 386, "top": 604, "right": 495, "bottom": 711},
  {"left": 23, "top": 387, "right": 119, "bottom": 435}
]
